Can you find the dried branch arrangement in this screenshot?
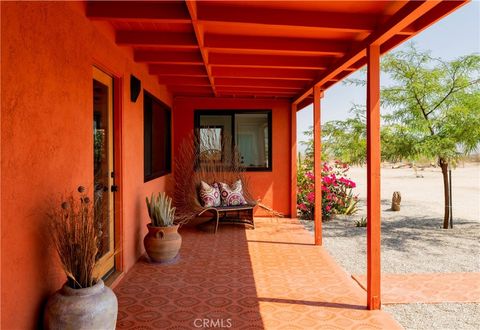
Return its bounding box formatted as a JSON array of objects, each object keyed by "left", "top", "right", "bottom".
[
  {"left": 48, "top": 186, "right": 99, "bottom": 289},
  {"left": 173, "top": 130, "right": 254, "bottom": 223}
]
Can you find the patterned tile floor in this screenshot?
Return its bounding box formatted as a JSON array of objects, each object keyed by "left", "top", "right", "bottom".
[
  {"left": 114, "top": 218, "right": 401, "bottom": 329},
  {"left": 352, "top": 273, "right": 480, "bottom": 304}
]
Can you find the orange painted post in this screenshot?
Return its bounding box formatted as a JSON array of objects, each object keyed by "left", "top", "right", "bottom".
[
  {"left": 366, "top": 43, "right": 381, "bottom": 310},
  {"left": 313, "top": 85, "right": 322, "bottom": 246},
  {"left": 291, "top": 103, "right": 298, "bottom": 219}
]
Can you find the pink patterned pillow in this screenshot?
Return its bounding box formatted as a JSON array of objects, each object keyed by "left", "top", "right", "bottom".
[
  {"left": 199, "top": 181, "right": 221, "bottom": 207},
  {"left": 218, "top": 180, "right": 247, "bottom": 206}
]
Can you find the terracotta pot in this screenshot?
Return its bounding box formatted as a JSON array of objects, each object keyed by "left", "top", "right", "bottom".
[
  {"left": 144, "top": 224, "right": 182, "bottom": 262},
  {"left": 44, "top": 280, "right": 117, "bottom": 330}
]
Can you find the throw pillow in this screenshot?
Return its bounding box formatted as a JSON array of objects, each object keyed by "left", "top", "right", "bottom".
[
  {"left": 199, "top": 181, "right": 221, "bottom": 207},
  {"left": 218, "top": 180, "right": 248, "bottom": 206}
]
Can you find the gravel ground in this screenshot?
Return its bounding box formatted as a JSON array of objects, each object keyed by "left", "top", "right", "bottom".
[{"left": 302, "top": 163, "right": 480, "bottom": 330}]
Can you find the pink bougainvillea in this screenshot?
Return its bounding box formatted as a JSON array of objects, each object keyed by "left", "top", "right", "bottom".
[{"left": 297, "top": 160, "right": 358, "bottom": 221}]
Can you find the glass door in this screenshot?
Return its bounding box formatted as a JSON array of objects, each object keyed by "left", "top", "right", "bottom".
[{"left": 93, "top": 67, "right": 115, "bottom": 278}]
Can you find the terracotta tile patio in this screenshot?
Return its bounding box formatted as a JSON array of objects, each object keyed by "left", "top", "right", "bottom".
[{"left": 114, "top": 218, "right": 401, "bottom": 329}]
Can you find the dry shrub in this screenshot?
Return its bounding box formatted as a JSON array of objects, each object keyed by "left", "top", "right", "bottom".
[
  {"left": 48, "top": 186, "right": 99, "bottom": 289},
  {"left": 173, "top": 130, "right": 255, "bottom": 224}
]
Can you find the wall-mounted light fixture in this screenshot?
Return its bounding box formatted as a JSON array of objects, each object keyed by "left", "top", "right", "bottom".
[{"left": 130, "top": 75, "right": 141, "bottom": 102}]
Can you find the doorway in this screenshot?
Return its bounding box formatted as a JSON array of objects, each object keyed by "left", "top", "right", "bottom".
[{"left": 93, "top": 67, "right": 115, "bottom": 278}]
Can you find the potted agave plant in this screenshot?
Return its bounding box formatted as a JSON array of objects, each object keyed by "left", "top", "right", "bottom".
[
  {"left": 44, "top": 186, "right": 117, "bottom": 330},
  {"left": 144, "top": 192, "right": 181, "bottom": 263}
]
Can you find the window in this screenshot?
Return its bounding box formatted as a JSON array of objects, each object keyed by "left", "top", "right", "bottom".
[
  {"left": 144, "top": 91, "right": 171, "bottom": 181},
  {"left": 194, "top": 110, "right": 272, "bottom": 171}
]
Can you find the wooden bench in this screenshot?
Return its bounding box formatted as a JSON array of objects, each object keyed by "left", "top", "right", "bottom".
[{"left": 197, "top": 204, "right": 255, "bottom": 234}]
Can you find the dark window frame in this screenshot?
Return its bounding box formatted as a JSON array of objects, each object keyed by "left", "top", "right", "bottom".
[
  {"left": 144, "top": 91, "right": 172, "bottom": 182},
  {"left": 194, "top": 110, "right": 273, "bottom": 172}
]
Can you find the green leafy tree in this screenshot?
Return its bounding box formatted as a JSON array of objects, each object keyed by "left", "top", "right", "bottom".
[{"left": 321, "top": 45, "right": 480, "bottom": 228}]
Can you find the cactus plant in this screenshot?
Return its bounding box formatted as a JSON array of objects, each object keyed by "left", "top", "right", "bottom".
[{"left": 146, "top": 192, "right": 176, "bottom": 227}]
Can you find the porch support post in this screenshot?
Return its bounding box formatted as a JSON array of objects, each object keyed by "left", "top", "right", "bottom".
[
  {"left": 291, "top": 103, "right": 298, "bottom": 219},
  {"left": 313, "top": 85, "right": 322, "bottom": 246},
  {"left": 366, "top": 43, "right": 381, "bottom": 310}
]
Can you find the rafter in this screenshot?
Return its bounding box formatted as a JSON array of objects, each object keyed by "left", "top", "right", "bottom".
[
  {"left": 185, "top": 0, "right": 217, "bottom": 96},
  {"left": 134, "top": 50, "right": 203, "bottom": 65},
  {"left": 157, "top": 76, "right": 211, "bottom": 86},
  {"left": 209, "top": 53, "right": 331, "bottom": 70},
  {"left": 149, "top": 64, "right": 206, "bottom": 77},
  {"left": 197, "top": 3, "right": 377, "bottom": 32},
  {"left": 293, "top": 0, "right": 443, "bottom": 105},
  {"left": 215, "top": 78, "right": 306, "bottom": 89},
  {"left": 86, "top": 1, "right": 190, "bottom": 23},
  {"left": 205, "top": 34, "right": 351, "bottom": 56},
  {"left": 217, "top": 87, "right": 295, "bottom": 95},
  {"left": 116, "top": 31, "right": 197, "bottom": 48},
  {"left": 211, "top": 67, "right": 316, "bottom": 81}
]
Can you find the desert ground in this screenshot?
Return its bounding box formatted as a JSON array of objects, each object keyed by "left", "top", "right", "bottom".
[{"left": 303, "top": 163, "right": 480, "bottom": 329}]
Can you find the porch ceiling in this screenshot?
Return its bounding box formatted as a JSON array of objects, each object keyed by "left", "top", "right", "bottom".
[{"left": 87, "top": 0, "right": 467, "bottom": 103}]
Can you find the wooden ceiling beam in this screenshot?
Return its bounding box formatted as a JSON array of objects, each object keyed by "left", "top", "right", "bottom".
[
  {"left": 185, "top": 0, "right": 217, "bottom": 96},
  {"left": 86, "top": 1, "right": 190, "bottom": 23},
  {"left": 197, "top": 3, "right": 377, "bottom": 32},
  {"left": 204, "top": 34, "right": 351, "bottom": 56},
  {"left": 209, "top": 53, "right": 331, "bottom": 70},
  {"left": 116, "top": 31, "right": 197, "bottom": 48},
  {"left": 217, "top": 87, "right": 295, "bottom": 95},
  {"left": 149, "top": 64, "right": 206, "bottom": 77},
  {"left": 293, "top": 0, "right": 443, "bottom": 105},
  {"left": 158, "top": 76, "right": 211, "bottom": 86},
  {"left": 134, "top": 50, "right": 203, "bottom": 65},
  {"left": 211, "top": 67, "right": 316, "bottom": 81},
  {"left": 215, "top": 78, "right": 306, "bottom": 89}
]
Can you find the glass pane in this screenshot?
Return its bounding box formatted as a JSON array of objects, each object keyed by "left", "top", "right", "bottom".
[
  {"left": 144, "top": 94, "right": 171, "bottom": 180},
  {"left": 199, "top": 115, "right": 232, "bottom": 162},
  {"left": 93, "top": 79, "right": 111, "bottom": 260},
  {"left": 235, "top": 113, "right": 269, "bottom": 168}
]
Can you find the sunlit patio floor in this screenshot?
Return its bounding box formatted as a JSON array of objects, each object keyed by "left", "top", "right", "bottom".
[{"left": 114, "top": 218, "right": 402, "bottom": 329}]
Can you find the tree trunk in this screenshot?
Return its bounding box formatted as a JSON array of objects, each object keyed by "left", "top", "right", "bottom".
[{"left": 440, "top": 158, "right": 450, "bottom": 229}]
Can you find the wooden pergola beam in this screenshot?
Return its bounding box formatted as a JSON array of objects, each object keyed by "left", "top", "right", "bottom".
[
  {"left": 86, "top": 1, "right": 190, "bottom": 23},
  {"left": 212, "top": 67, "right": 316, "bottom": 81},
  {"left": 185, "top": 0, "right": 217, "bottom": 96},
  {"left": 149, "top": 64, "right": 206, "bottom": 77},
  {"left": 215, "top": 78, "right": 307, "bottom": 89},
  {"left": 209, "top": 53, "right": 331, "bottom": 70},
  {"left": 134, "top": 50, "right": 203, "bottom": 65},
  {"left": 216, "top": 87, "right": 296, "bottom": 94},
  {"left": 293, "top": 0, "right": 441, "bottom": 105},
  {"left": 205, "top": 34, "right": 351, "bottom": 56},
  {"left": 197, "top": 3, "right": 377, "bottom": 32},
  {"left": 116, "top": 31, "right": 198, "bottom": 48},
  {"left": 158, "top": 76, "right": 211, "bottom": 86}
]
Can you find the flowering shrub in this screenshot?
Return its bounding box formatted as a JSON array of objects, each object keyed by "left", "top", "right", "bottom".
[{"left": 297, "top": 161, "right": 358, "bottom": 220}]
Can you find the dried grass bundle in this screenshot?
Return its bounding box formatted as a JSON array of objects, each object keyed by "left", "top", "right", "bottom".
[
  {"left": 48, "top": 186, "right": 98, "bottom": 289},
  {"left": 173, "top": 130, "right": 255, "bottom": 223}
]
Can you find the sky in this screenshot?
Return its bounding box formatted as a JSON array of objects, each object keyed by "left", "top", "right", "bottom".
[{"left": 297, "top": 1, "right": 480, "bottom": 144}]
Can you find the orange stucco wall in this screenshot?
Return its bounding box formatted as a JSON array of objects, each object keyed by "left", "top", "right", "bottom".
[
  {"left": 1, "top": 2, "right": 172, "bottom": 329},
  {"left": 173, "top": 98, "right": 292, "bottom": 217}
]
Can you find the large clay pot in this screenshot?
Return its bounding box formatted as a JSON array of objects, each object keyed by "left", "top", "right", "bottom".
[
  {"left": 144, "top": 224, "right": 182, "bottom": 262},
  {"left": 44, "top": 280, "right": 117, "bottom": 330}
]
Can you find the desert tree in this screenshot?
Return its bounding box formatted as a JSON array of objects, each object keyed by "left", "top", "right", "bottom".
[
  {"left": 316, "top": 45, "right": 480, "bottom": 228},
  {"left": 381, "top": 45, "right": 480, "bottom": 228}
]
